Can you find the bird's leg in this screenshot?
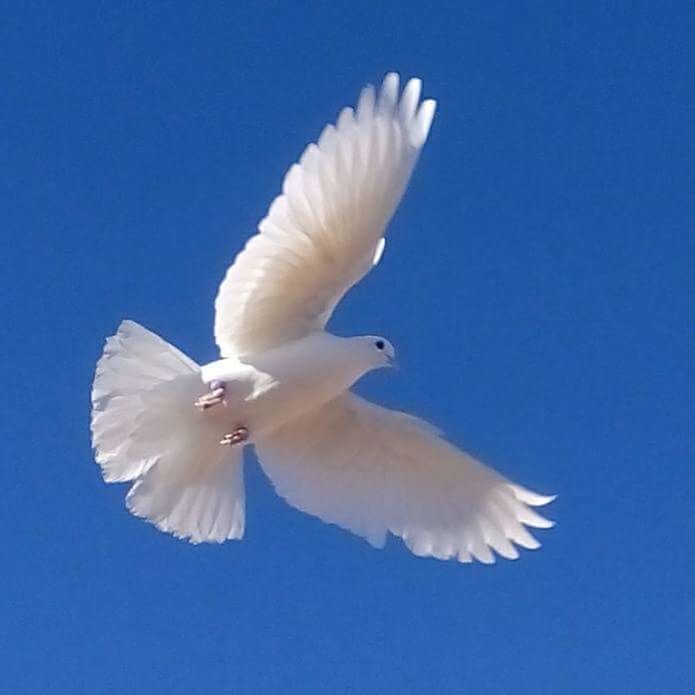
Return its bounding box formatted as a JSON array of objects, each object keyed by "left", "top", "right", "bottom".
[
  {"left": 194, "top": 380, "right": 226, "bottom": 410},
  {"left": 220, "top": 427, "right": 249, "bottom": 446},
  {"left": 197, "top": 381, "right": 249, "bottom": 445}
]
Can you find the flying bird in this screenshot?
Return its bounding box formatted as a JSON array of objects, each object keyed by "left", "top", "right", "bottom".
[{"left": 91, "top": 73, "right": 554, "bottom": 563}]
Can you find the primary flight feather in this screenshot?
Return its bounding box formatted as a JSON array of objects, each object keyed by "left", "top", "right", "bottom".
[{"left": 91, "top": 73, "right": 554, "bottom": 563}]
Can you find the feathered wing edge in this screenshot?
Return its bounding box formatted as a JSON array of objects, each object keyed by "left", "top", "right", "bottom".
[
  {"left": 91, "top": 320, "right": 245, "bottom": 543},
  {"left": 256, "top": 394, "right": 555, "bottom": 564},
  {"left": 214, "top": 73, "right": 437, "bottom": 357}
]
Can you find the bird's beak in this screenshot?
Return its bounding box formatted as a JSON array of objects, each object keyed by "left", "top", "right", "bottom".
[{"left": 388, "top": 355, "right": 399, "bottom": 370}]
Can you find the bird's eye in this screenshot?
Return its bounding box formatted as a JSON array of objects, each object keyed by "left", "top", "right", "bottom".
[{"left": 375, "top": 340, "right": 385, "bottom": 350}]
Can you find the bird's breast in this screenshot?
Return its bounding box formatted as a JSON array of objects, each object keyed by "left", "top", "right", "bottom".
[{"left": 200, "top": 342, "right": 361, "bottom": 440}]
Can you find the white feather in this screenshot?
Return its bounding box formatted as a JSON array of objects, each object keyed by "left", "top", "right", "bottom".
[
  {"left": 91, "top": 320, "right": 245, "bottom": 543},
  {"left": 214, "top": 74, "right": 436, "bottom": 357},
  {"left": 255, "top": 394, "right": 554, "bottom": 564},
  {"left": 91, "top": 75, "right": 555, "bottom": 562}
]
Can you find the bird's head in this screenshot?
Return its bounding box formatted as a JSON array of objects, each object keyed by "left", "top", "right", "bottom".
[{"left": 352, "top": 335, "right": 397, "bottom": 371}]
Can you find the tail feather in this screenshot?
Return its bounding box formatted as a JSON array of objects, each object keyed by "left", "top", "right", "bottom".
[
  {"left": 126, "top": 447, "right": 245, "bottom": 543},
  {"left": 91, "top": 320, "right": 245, "bottom": 543}
]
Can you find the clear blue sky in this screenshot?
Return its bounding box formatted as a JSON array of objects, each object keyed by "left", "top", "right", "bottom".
[{"left": 3, "top": 2, "right": 694, "bottom": 693}]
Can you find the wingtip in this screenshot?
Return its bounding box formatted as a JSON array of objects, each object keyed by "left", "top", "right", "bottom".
[
  {"left": 378, "top": 72, "right": 400, "bottom": 113},
  {"left": 382, "top": 71, "right": 400, "bottom": 89},
  {"left": 411, "top": 98, "right": 437, "bottom": 147},
  {"left": 399, "top": 78, "right": 423, "bottom": 123},
  {"left": 511, "top": 485, "right": 557, "bottom": 507},
  {"left": 356, "top": 83, "right": 376, "bottom": 122},
  {"left": 337, "top": 106, "right": 355, "bottom": 130}
]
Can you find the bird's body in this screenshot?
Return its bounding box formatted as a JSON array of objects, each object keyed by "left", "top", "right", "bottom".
[
  {"left": 91, "top": 73, "right": 555, "bottom": 562},
  {"left": 199, "top": 332, "right": 392, "bottom": 442}
]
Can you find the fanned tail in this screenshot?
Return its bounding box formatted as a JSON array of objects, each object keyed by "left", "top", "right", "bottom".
[{"left": 91, "top": 320, "right": 244, "bottom": 543}]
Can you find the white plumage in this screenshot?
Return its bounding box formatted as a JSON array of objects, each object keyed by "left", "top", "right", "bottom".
[
  {"left": 91, "top": 73, "right": 554, "bottom": 563},
  {"left": 92, "top": 321, "right": 245, "bottom": 542},
  {"left": 214, "top": 73, "right": 436, "bottom": 357},
  {"left": 256, "top": 394, "right": 553, "bottom": 563}
]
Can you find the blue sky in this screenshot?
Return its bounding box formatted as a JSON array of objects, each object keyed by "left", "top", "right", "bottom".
[{"left": 3, "top": 2, "right": 694, "bottom": 693}]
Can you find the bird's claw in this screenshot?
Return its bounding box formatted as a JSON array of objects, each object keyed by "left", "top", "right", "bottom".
[
  {"left": 195, "top": 380, "right": 226, "bottom": 410},
  {"left": 220, "top": 427, "right": 249, "bottom": 446}
]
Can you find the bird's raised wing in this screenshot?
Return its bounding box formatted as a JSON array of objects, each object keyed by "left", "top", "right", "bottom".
[
  {"left": 255, "top": 394, "right": 555, "bottom": 563},
  {"left": 214, "top": 73, "right": 436, "bottom": 357}
]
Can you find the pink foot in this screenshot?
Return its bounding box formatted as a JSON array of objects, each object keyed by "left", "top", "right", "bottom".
[
  {"left": 220, "top": 427, "right": 249, "bottom": 446},
  {"left": 195, "top": 380, "right": 226, "bottom": 410}
]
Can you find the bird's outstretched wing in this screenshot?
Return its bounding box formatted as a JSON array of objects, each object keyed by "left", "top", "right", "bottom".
[
  {"left": 255, "top": 394, "right": 555, "bottom": 563},
  {"left": 214, "top": 73, "right": 436, "bottom": 357}
]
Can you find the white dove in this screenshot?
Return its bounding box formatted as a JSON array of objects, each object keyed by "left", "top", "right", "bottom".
[{"left": 91, "top": 73, "right": 554, "bottom": 563}]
